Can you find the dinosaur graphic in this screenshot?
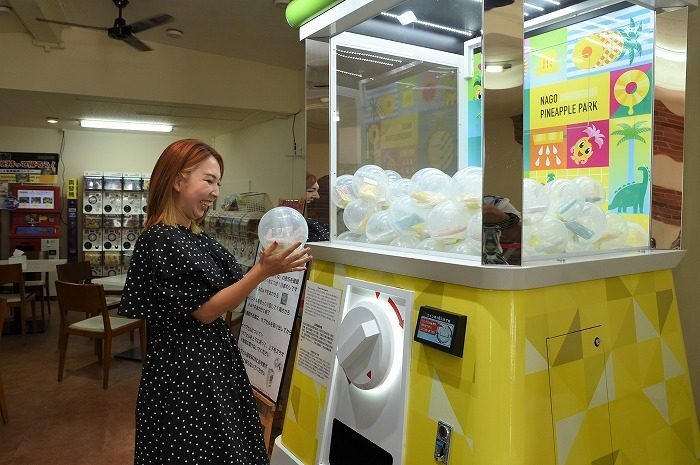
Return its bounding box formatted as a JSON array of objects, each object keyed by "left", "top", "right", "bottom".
[{"left": 608, "top": 166, "right": 649, "bottom": 213}]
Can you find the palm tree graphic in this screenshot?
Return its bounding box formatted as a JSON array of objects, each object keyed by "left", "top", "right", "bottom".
[
  {"left": 611, "top": 120, "right": 651, "bottom": 183},
  {"left": 620, "top": 18, "right": 644, "bottom": 66}
]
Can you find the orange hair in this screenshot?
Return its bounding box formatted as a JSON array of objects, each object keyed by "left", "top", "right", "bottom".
[{"left": 145, "top": 139, "right": 224, "bottom": 233}]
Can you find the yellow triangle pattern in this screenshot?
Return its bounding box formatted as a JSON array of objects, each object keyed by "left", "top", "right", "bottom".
[{"left": 279, "top": 263, "right": 700, "bottom": 465}]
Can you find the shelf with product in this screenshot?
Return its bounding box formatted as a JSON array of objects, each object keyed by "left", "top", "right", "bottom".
[
  {"left": 203, "top": 193, "right": 268, "bottom": 273},
  {"left": 81, "top": 171, "right": 148, "bottom": 277}
]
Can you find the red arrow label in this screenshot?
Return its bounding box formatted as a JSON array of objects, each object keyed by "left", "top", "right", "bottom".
[
  {"left": 367, "top": 370, "right": 372, "bottom": 379},
  {"left": 388, "top": 298, "right": 404, "bottom": 328}
]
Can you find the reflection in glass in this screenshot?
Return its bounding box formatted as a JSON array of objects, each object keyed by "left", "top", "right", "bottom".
[
  {"left": 306, "top": 39, "right": 331, "bottom": 236},
  {"left": 327, "top": 0, "right": 484, "bottom": 259},
  {"left": 332, "top": 33, "right": 482, "bottom": 257},
  {"left": 650, "top": 7, "right": 687, "bottom": 250}
]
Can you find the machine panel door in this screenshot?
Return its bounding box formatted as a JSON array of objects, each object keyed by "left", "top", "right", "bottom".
[{"left": 546, "top": 326, "right": 614, "bottom": 465}]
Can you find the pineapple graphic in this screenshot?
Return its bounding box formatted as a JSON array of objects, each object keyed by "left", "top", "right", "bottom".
[{"left": 572, "top": 18, "right": 643, "bottom": 70}]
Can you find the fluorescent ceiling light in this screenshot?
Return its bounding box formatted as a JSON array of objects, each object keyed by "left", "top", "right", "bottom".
[
  {"left": 337, "top": 69, "right": 363, "bottom": 78},
  {"left": 524, "top": 2, "right": 545, "bottom": 11},
  {"left": 339, "top": 49, "right": 402, "bottom": 63},
  {"left": 80, "top": 120, "right": 173, "bottom": 132},
  {"left": 46, "top": 117, "right": 59, "bottom": 124},
  {"left": 381, "top": 12, "right": 472, "bottom": 37},
  {"left": 397, "top": 11, "right": 417, "bottom": 25},
  {"left": 336, "top": 52, "right": 394, "bottom": 66}
]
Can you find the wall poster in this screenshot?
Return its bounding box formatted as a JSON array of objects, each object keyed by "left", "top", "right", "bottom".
[{"left": 0, "top": 152, "right": 59, "bottom": 184}]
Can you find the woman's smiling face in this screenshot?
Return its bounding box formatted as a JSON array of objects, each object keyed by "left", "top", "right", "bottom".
[{"left": 173, "top": 155, "right": 221, "bottom": 226}]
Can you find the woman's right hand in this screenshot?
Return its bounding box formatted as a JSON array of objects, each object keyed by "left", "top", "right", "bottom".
[{"left": 256, "top": 242, "right": 312, "bottom": 279}]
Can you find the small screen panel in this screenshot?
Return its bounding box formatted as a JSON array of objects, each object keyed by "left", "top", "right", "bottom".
[{"left": 414, "top": 306, "right": 467, "bottom": 357}]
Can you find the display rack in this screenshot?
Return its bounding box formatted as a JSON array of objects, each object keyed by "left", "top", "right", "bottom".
[
  {"left": 81, "top": 171, "right": 149, "bottom": 277},
  {"left": 203, "top": 209, "right": 263, "bottom": 272}
]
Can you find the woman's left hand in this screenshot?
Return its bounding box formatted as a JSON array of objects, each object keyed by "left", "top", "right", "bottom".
[{"left": 257, "top": 241, "right": 312, "bottom": 278}]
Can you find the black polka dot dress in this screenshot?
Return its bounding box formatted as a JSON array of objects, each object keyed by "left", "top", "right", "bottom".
[{"left": 118, "top": 224, "right": 269, "bottom": 465}]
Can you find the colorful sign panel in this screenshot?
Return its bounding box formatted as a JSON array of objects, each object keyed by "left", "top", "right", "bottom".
[
  {"left": 524, "top": 5, "right": 654, "bottom": 227},
  {"left": 0, "top": 152, "right": 59, "bottom": 184}
]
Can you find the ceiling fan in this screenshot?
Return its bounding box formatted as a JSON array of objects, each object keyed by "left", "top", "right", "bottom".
[{"left": 36, "top": 0, "right": 174, "bottom": 52}]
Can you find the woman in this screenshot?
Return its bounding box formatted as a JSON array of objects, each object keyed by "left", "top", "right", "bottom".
[
  {"left": 118, "top": 139, "right": 311, "bottom": 465},
  {"left": 305, "top": 173, "right": 330, "bottom": 242},
  {"left": 305, "top": 173, "right": 320, "bottom": 203}
]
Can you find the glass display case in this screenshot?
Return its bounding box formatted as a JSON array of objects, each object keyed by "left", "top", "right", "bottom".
[{"left": 313, "top": 0, "right": 689, "bottom": 266}]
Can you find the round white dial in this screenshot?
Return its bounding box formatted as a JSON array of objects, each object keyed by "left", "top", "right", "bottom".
[{"left": 335, "top": 299, "right": 394, "bottom": 390}]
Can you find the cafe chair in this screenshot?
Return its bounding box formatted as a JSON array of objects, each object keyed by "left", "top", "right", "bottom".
[
  {"left": 56, "top": 261, "right": 128, "bottom": 353},
  {"left": 0, "top": 264, "right": 37, "bottom": 336},
  {"left": 55, "top": 281, "right": 146, "bottom": 389},
  {"left": 56, "top": 261, "right": 121, "bottom": 309},
  {"left": 0, "top": 298, "right": 8, "bottom": 423}
]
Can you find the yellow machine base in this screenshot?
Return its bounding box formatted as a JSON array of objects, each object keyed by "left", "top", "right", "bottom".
[{"left": 278, "top": 261, "right": 700, "bottom": 464}]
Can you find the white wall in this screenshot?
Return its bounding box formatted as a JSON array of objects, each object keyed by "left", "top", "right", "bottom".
[
  {"left": 214, "top": 115, "right": 307, "bottom": 207},
  {"left": 307, "top": 143, "right": 329, "bottom": 178}
]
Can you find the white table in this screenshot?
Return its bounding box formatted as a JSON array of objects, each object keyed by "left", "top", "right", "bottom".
[
  {"left": 92, "top": 273, "right": 127, "bottom": 292},
  {"left": 0, "top": 258, "right": 67, "bottom": 296},
  {"left": 0, "top": 258, "right": 67, "bottom": 273},
  {"left": 0, "top": 259, "right": 66, "bottom": 334}
]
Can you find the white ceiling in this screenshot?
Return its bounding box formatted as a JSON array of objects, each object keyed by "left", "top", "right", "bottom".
[
  {"left": 4, "top": 0, "right": 305, "bottom": 68},
  {"left": 0, "top": 0, "right": 305, "bottom": 136}
]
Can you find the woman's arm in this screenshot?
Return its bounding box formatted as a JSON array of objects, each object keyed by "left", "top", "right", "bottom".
[{"left": 192, "top": 242, "right": 311, "bottom": 324}]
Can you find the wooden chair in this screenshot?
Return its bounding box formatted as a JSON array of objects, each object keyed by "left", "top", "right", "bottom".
[
  {"left": 0, "top": 298, "right": 8, "bottom": 423},
  {"left": 0, "top": 264, "right": 37, "bottom": 336},
  {"left": 55, "top": 281, "right": 146, "bottom": 389},
  {"left": 56, "top": 261, "right": 127, "bottom": 353},
  {"left": 56, "top": 261, "right": 121, "bottom": 309}
]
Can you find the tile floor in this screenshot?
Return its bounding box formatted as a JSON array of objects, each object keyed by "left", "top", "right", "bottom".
[{"left": 1, "top": 300, "right": 142, "bottom": 464}]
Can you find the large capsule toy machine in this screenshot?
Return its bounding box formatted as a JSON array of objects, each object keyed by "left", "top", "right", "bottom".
[{"left": 272, "top": 0, "right": 700, "bottom": 464}]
